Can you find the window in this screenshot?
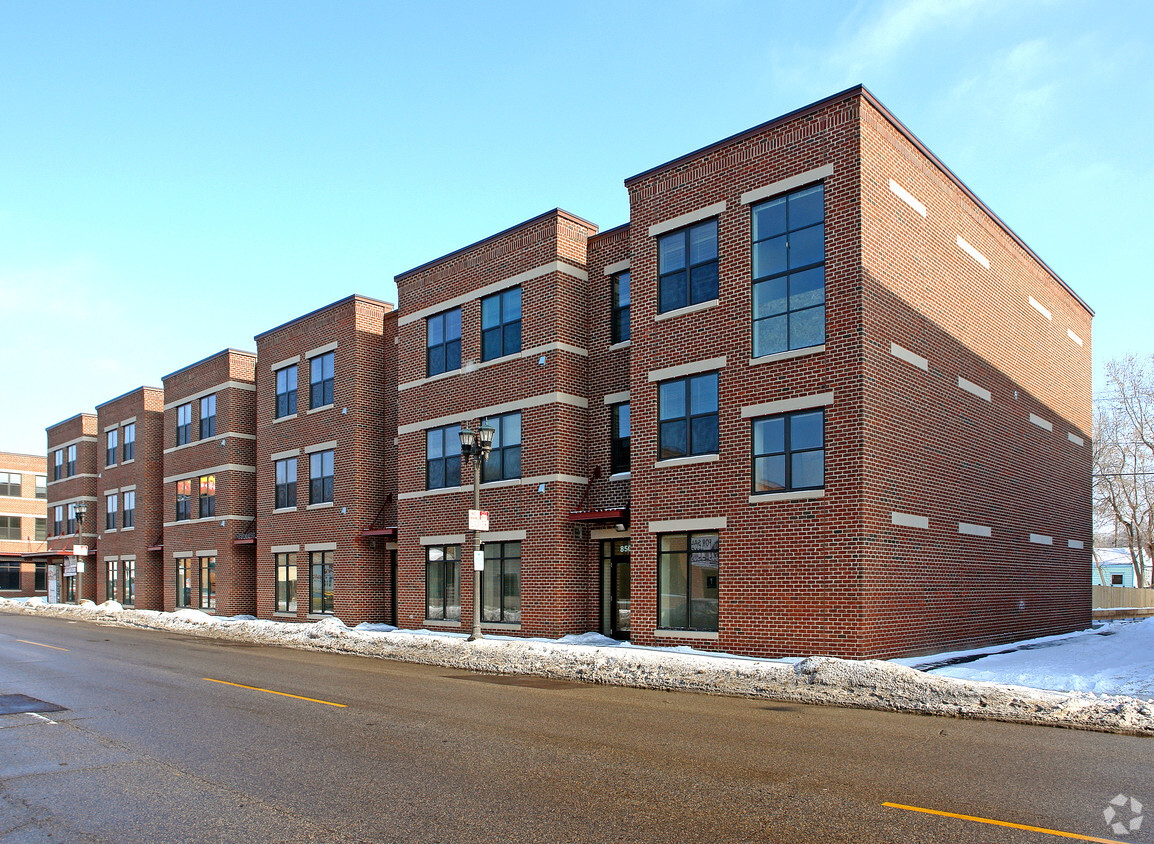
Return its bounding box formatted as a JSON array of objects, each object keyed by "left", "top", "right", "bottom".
[
  {"left": 199, "top": 475, "right": 216, "bottom": 518},
  {"left": 611, "top": 403, "right": 630, "bottom": 474},
  {"left": 309, "top": 551, "right": 334, "bottom": 615},
  {"left": 53, "top": 449, "right": 63, "bottom": 481},
  {"left": 658, "top": 531, "right": 719, "bottom": 631},
  {"left": 276, "top": 552, "right": 297, "bottom": 613},
  {"left": 53, "top": 505, "right": 63, "bottom": 537},
  {"left": 309, "top": 450, "right": 334, "bottom": 504},
  {"left": 426, "top": 309, "right": 462, "bottom": 376},
  {"left": 1111, "top": 574, "right": 1125, "bottom": 586},
  {"left": 0, "top": 561, "right": 18, "bottom": 590},
  {"left": 123, "top": 560, "right": 135, "bottom": 605},
  {"left": 481, "top": 287, "right": 521, "bottom": 361},
  {"left": 275, "top": 365, "right": 298, "bottom": 418},
  {"left": 426, "top": 424, "right": 462, "bottom": 490},
  {"left": 309, "top": 352, "right": 334, "bottom": 409},
  {"left": 752, "top": 409, "right": 825, "bottom": 493},
  {"left": 176, "top": 479, "right": 191, "bottom": 521},
  {"left": 482, "top": 412, "right": 521, "bottom": 482},
  {"left": 0, "top": 516, "right": 20, "bottom": 541},
  {"left": 105, "top": 493, "right": 118, "bottom": 531},
  {"left": 35, "top": 562, "right": 47, "bottom": 591},
  {"left": 176, "top": 560, "right": 191, "bottom": 607},
  {"left": 751, "top": 183, "right": 825, "bottom": 356},
  {"left": 176, "top": 403, "right": 192, "bottom": 446},
  {"left": 106, "top": 560, "right": 118, "bottom": 603},
  {"left": 36, "top": 475, "right": 47, "bottom": 498},
  {"left": 481, "top": 541, "right": 520, "bottom": 623},
  {"left": 123, "top": 423, "right": 135, "bottom": 461},
  {"left": 658, "top": 219, "right": 718, "bottom": 313},
  {"left": 200, "top": 394, "right": 216, "bottom": 439},
  {"left": 612, "top": 270, "right": 630, "bottom": 343},
  {"left": 0, "top": 472, "right": 20, "bottom": 496},
  {"left": 200, "top": 556, "right": 216, "bottom": 610},
  {"left": 66, "top": 503, "right": 77, "bottom": 535},
  {"left": 122, "top": 491, "right": 135, "bottom": 528},
  {"left": 67, "top": 445, "right": 76, "bottom": 477},
  {"left": 658, "top": 372, "right": 719, "bottom": 459},
  {"left": 275, "top": 458, "right": 297, "bottom": 509},
  {"left": 106, "top": 429, "right": 117, "bottom": 466},
  {"left": 426, "top": 545, "right": 460, "bottom": 620},
  {"left": 35, "top": 517, "right": 47, "bottom": 541}
]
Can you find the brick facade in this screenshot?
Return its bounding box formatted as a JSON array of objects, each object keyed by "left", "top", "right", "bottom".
[
  {"left": 42, "top": 414, "right": 100, "bottom": 600},
  {"left": 0, "top": 451, "right": 48, "bottom": 597}
]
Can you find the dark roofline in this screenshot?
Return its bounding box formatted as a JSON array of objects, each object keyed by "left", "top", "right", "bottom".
[
  {"left": 589, "top": 222, "right": 629, "bottom": 242},
  {"left": 46, "top": 412, "right": 97, "bottom": 433},
  {"left": 254, "top": 294, "right": 395, "bottom": 342},
  {"left": 162, "top": 348, "right": 257, "bottom": 382},
  {"left": 95, "top": 384, "right": 164, "bottom": 411},
  {"left": 395, "top": 208, "right": 598, "bottom": 282},
  {"left": 623, "top": 84, "right": 1090, "bottom": 316}
]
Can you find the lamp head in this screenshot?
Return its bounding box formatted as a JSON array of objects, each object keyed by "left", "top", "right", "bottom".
[
  {"left": 459, "top": 426, "right": 476, "bottom": 457},
  {"left": 477, "top": 420, "right": 496, "bottom": 456}
]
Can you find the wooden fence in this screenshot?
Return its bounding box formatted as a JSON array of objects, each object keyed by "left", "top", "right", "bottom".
[{"left": 1093, "top": 585, "right": 1154, "bottom": 609}]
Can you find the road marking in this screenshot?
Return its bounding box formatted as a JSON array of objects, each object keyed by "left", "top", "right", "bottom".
[
  {"left": 16, "top": 639, "right": 68, "bottom": 651},
  {"left": 884, "top": 802, "right": 1127, "bottom": 843},
  {"left": 29, "top": 712, "right": 58, "bottom": 724},
  {"left": 203, "top": 678, "right": 347, "bottom": 708}
]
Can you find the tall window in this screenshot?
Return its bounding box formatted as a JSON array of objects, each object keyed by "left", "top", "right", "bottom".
[
  {"left": 309, "top": 450, "right": 334, "bottom": 504},
  {"left": 67, "top": 445, "right": 76, "bottom": 476},
  {"left": 0, "top": 516, "right": 20, "bottom": 541},
  {"left": 425, "top": 545, "right": 461, "bottom": 621},
  {"left": 752, "top": 183, "right": 825, "bottom": 356},
  {"left": 0, "top": 561, "right": 19, "bottom": 590},
  {"left": 481, "top": 287, "right": 521, "bottom": 361},
  {"left": 426, "top": 424, "right": 462, "bottom": 490},
  {"left": 482, "top": 413, "right": 521, "bottom": 482},
  {"left": 176, "top": 559, "right": 191, "bottom": 607},
  {"left": 0, "top": 472, "right": 19, "bottom": 496},
  {"left": 199, "top": 475, "right": 216, "bottom": 518},
  {"left": 106, "top": 560, "right": 118, "bottom": 603},
  {"left": 658, "top": 531, "right": 719, "bottom": 631},
  {"left": 122, "top": 490, "right": 135, "bottom": 528},
  {"left": 611, "top": 403, "right": 630, "bottom": 474},
  {"left": 752, "top": 409, "right": 825, "bottom": 493},
  {"left": 612, "top": 270, "right": 630, "bottom": 343},
  {"left": 123, "top": 559, "right": 135, "bottom": 605},
  {"left": 426, "top": 309, "right": 462, "bottom": 376},
  {"left": 200, "top": 556, "right": 216, "bottom": 610},
  {"left": 200, "top": 394, "right": 216, "bottom": 439},
  {"left": 275, "top": 365, "right": 298, "bottom": 418},
  {"left": 309, "top": 551, "right": 334, "bottom": 615},
  {"left": 105, "top": 493, "right": 118, "bottom": 531},
  {"left": 275, "top": 458, "right": 297, "bottom": 509},
  {"left": 66, "top": 503, "right": 77, "bottom": 535},
  {"left": 36, "top": 474, "right": 47, "bottom": 498},
  {"left": 106, "top": 429, "right": 118, "bottom": 466},
  {"left": 176, "top": 479, "right": 191, "bottom": 521},
  {"left": 53, "top": 450, "right": 63, "bottom": 481},
  {"left": 35, "top": 561, "right": 47, "bottom": 591},
  {"left": 176, "top": 403, "right": 192, "bottom": 446},
  {"left": 53, "top": 505, "right": 63, "bottom": 536},
  {"left": 658, "top": 372, "right": 719, "bottom": 459},
  {"left": 309, "top": 352, "right": 334, "bottom": 409},
  {"left": 481, "top": 541, "right": 521, "bottom": 623},
  {"left": 658, "top": 219, "right": 718, "bottom": 313},
  {"left": 35, "top": 517, "right": 47, "bottom": 541},
  {"left": 275, "top": 552, "right": 297, "bottom": 613},
  {"left": 123, "top": 423, "right": 135, "bottom": 461}
]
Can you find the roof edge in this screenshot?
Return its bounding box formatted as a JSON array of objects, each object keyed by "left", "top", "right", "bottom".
[
  {"left": 162, "top": 348, "right": 258, "bottom": 382},
  {"left": 95, "top": 385, "right": 165, "bottom": 411},
  {"left": 45, "top": 412, "right": 97, "bottom": 433},
  {"left": 254, "top": 294, "right": 395, "bottom": 342}
]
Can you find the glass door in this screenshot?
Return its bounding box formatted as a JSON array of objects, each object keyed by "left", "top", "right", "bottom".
[{"left": 601, "top": 539, "right": 631, "bottom": 639}]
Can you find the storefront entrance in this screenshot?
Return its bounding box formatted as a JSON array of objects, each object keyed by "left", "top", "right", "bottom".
[{"left": 600, "top": 539, "right": 631, "bottom": 639}]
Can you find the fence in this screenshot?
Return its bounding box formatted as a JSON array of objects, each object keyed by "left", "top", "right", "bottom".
[{"left": 1093, "top": 585, "right": 1154, "bottom": 610}]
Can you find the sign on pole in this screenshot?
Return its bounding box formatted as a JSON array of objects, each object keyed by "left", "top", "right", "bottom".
[
  {"left": 473, "top": 550, "right": 485, "bottom": 571},
  {"left": 467, "top": 509, "right": 489, "bottom": 531},
  {"left": 64, "top": 559, "right": 77, "bottom": 577},
  {"left": 72, "top": 544, "right": 88, "bottom": 557}
]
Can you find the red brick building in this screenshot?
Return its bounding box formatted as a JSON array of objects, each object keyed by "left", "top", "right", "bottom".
[
  {"left": 40, "top": 414, "right": 100, "bottom": 601},
  {"left": 0, "top": 451, "right": 48, "bottom": 597},
  {"left": 161, "top": 350, "right": 258, "bottom": 615},
  {"left": 95, "top": 387, "right": 165, "bottom": 608}
]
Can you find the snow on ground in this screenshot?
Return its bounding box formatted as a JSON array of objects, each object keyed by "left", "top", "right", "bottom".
[{"left": 2, "top": 597, "right": 1152, "bottom": 735}]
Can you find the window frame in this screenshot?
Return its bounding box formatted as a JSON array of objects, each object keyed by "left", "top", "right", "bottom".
[
  {"left": 425, "top": 545, "right": 461, "bottom": 621},
  {"left": 611, "top": 402, "right": 630, "bottom": 474},
  {"left": 122, "top": 423, "right": 135, "bottom": 461},
  {"left": 106, "top": 559, "right": 118, "bottom": 603},
  {"left": 198, "top": 475, "right": 216, "bottom": 518},
  {"left": 275, "top": 365, "right": 298, "bottom": 418},
  {"left": 750, "top": 409, "right": 826, "bottom": 494},
  {"left": 480, "top": 287, "right": 522, "bottom": 361},
  {"left": 481, "top": 412, "right": 522, "bottom": 483},
  {"left": 657, "top": 372, "right": 719, "bottom": 460},
  {"left": 0, "top": 516, "right": 20, "bottom": 541},
  {"left": 176, "top": 403, "right": 192, "bottom": 446},
  {"left": 309, "top": 450, "right": 334, "bottom": 505},
  {"left": 66, "top": 445, "right": 77, "bottom": 477},
  {"left": 612, "top": 270, "right": 630, "bottom": 343},
  {"left": 123, "top": 559, "right": 135, "bottom": 605},
  {"left": 106, "top": 429, "right": 117, "bottom": 466},
  {"left": 0, "top": 472, "right": 19, "bottom": 497},
  {"left": 53, "top": 450, "right": 63, "bottom": 481},
  {"left": 657, "top": 219, "right": 719, "bottom": 314},
  {"left": 176, "top": 559, "right": 191, "bottom": 608},
  {"left": 275, "top": 458, "right": 297, "bottom": 509},
  {"left": 0, "top": 560, "right": 20, "bottom": 590},
  {"left": 53, "top": 505, "right": 63, "bottom": 537},
  {"left": 309, "top": 352, "right": 334, "bottom": 410},
  {"left": 199, "top": 394, "right": 216, "bottom": 439},
  {"left": 105, "top": 493, "right": 118, "bottom": 531},
  {"left": 657, "top": 530, "right": 719, "bottom": 632},
  {"left": 425, "top": 424, "right": 462, "bottom": 490},
  {"left": 200, "top": 556, "right": 216, "bottom": 611},
  {"left": 309, "top": 550, "right": 335, "bottom": 615},
  {"left": 426, "top": 308, "right": 462, "bottom": 377},
  {"left": 481, "top": 541, "right": 521, "bottom": 624},
  {"left": 275, "top": 552, "right": 297, "bottom": 613},
  {"left": 122, "top": 490, "right": 135, "bottom": 528},
  {"left": 36, "top": 474, "right": 47, "bottom": 498},
  {"left": 35, "top": 517, "right": 47, "bottom": 541},
  {"left": 176, "top": 479, "right": 191, "bottom": 521}
]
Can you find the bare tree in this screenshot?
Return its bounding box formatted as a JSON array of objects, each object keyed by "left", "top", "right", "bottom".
[{"left": 1094, "top": 355, "right": 1154, "bottom": 587}]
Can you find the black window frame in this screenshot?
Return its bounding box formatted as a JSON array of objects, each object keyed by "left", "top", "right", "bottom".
[
  {"left": 275, "top": 364, "right": 298, "bottom": 418},
  {"left": 199, "top": 394, "right": 216, "bottom": 439},
  {"left": 275, "top": 552, "right": 297, "bottom": 613},
  {"left": 612, "top": 269, "right": 630, "bottom": 343},
  {"left": 53, "top": 505, "right": 63, "bottom": 537},
  {"left": 751, "top": 409, "right": 826, "bottom": 494},
  {"left": 426, "top": 308, "right": 462, "bottom": 377},
  {"left": 66, "top": 445, "right": 76, "bottom": 477},
  {"left": 309, "top": 352, "right": 334, "bottom": 410},
  {"left": 426, "top": 424, "right": 462, "bottom": 490},
  {"left": 657, "top": 531, "right": 719, "bottom": 632},
  {"left": 176, "top": 559, "right": 192, "bottom": 608},
  {"left": 176, "top": 403, "right": 192, "bottom": 446},
  {"left": 657, "top": 372, "right": 719, "bottom": 460},
  {"left": 481, "top": 541, "right": 521, "bottom": 624},
  {"left": 481, "top": 412, "right": 521, "bottom": 483},
  {"left": 106, "top": 559, "right": 118, "bottom": 603},
  {"left": 611, "top": 402, "right": 630, "bottom": 474},
  {"left": 122, "top": 490, "right": 135, "bottom": 528},
  {"left": 106, "top": 429, "right": 117, "bottom": 466},
  {"left": 480, "top": 287, "right": 522, "bottom": 361},
  {"left": 176, "top": 479, "right": 191, "bottom": 521},
  {"left": 198, "top": 475, "right": 216, "bottom": 518},
  {"left": 105, "top": 493, "right": 117, "bottom": 531},
  {"left": 425, "top": 545, "right": 461, "bottom": 621},
  {"left": 53, "top": 450, "right": 63, "bottom": 481},
  {"left": 35, "top": 561, "right": 47, "bottom": 591},
  {"left": 122, "top": 423, "right": 135, "bottom": 461},
  {"left": 66, "top": 503, "right": 77, "bottom": 535},
  {"left": 200, "top": 556, "right": 216, "bottom": 611},
  {"left": 309, "top": 450, "right": 334, "bottom": 505},
  {"left": 0, "top": 560, "right": 19, "bottom": 590},
  {"left": 0, "top": 472, "right": 19, "bottom": 497},
  {"left": 123, "top": 559, "right": 135, "bottom": 605},
  {"left": 657, "top": 218, "right": 718, "bottom": 313},
  {"left": 308, "top": 550, "right": 335, "bottom": 615},
  {"left": 751, "top": 182, "right": 826, "bottom": 357},
  {"left": 275, "top": 458, "right": 297, "bottom": 509},
  {"left": 0, "top": 516, "right": 20, "bottom": 542}
]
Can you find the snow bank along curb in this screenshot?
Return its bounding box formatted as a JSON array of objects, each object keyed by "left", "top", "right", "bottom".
[{"left": 3, "top": 598, "right": 1152, "bottom": 736}]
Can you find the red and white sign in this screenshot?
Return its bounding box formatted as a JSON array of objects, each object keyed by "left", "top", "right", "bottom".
[{"left": 468, "top": 509, "right": 489, "bottom": 531}]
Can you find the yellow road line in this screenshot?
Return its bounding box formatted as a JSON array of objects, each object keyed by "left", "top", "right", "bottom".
[
  {"left": 203, "top": 678, "right": 346, "bottom": 708},
  {"left": 16, "top": 639, "right": 68, "bottom": 651},
  {"left": 884, "top": 802, "right": 1127, "bottom": 843}
]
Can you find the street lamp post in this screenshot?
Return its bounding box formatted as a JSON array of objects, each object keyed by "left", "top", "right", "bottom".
[
  {"left": 459, "top": 420, "right": 495, "bottom": 641},
  {"left": 73, "top": 501, "right": 88, "bottom": 604}
]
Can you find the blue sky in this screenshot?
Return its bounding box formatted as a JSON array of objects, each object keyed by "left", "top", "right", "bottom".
[{"left": 2, "top": 0, "right": 1151, "bottom": 455}]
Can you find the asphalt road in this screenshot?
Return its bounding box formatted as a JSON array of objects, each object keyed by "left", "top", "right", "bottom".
[{"left": 0, "top": 612, "right": 1150, "bottom": 844}]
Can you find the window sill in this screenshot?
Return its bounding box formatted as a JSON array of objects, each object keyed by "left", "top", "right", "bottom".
[
  {"left": 106, "top": 463, "right": 117, "bottom": 469},
  {"left": 398, "top": 485, "right": 469, "bottom": 501},
  {"left": 121, "top": 526, "right": 134, "bottom": 532},
  {"left": 480, "top": 478, "right": 521, "bottom": 490},
  {"left": 608, "top": 471, "right": 631, "bottom": 481},
  {"left": 481, "top": 623, "right": 522, "bottom": 631},
  {"left": 307, "top": 404, "right": 334, "bottom": 415},
  {"left": 307, "top": 613, "right": 335, "bottom": 620},
  {"left": 423, "top": 618, "right": 462, "bottom": 627},
  {"left": 123, "top": 459, "right": 135, "bottom": 465},
  {"left": 272, "top": 413, "right": 298, "bottom": 424},
  {"left": 654, "top": 629, "right": 719, "bottom": 641},
  {"left": 749, "top": 344, "right": 825, "bottom": 366},
  {"left": 749, "top": 489, "right": 825, "bottom": 504},
  {"left": 654, "top": 298, "right": 719, "bottom": 322},
  {"left": 609, "top": 340, "right": 631, "bottom": 351},
  {"left": 306, "top": 502, "right": 334, "bottom": 510},
  {"left": 273, "top": 506, "right": 297, "bottom": 514},
  {"left": 273, "top": 612, "right": 296, "bottom": 618},
  {"left": 654, "top": 454, "right": 719, "bottom": 469},
  {"left": 105, "top": 528, "right": 117, "bottom": 534}
]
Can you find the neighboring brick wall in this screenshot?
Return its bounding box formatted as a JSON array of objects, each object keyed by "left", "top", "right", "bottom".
[
  {"left": 0, "top": 451, "right": 48, "bottom": 597},
  {"left": 46, "top": 414, "right": 100, "bottom": 599}
]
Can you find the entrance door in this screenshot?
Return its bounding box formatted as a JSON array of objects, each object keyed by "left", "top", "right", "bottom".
[{"left": 600, "top": 539, "right": 631, "bottom": 639}]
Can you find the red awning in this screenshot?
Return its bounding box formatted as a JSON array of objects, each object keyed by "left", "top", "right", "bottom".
[
  {"left": 359, "top": 527, "right": 397, "bottom": 538},
  {"left": 567, "top": 509, "right": 627, "bottom": 522}
]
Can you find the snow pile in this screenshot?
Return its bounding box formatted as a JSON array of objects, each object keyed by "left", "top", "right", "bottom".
[{"left": 3, "top": 597, "right": 1152, "bottom": 735}]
